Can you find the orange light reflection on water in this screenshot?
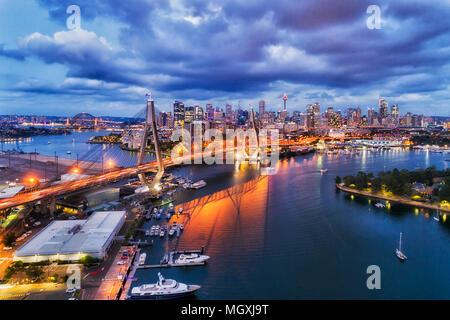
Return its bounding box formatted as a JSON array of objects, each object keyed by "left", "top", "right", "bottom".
[{"left": 170, "top": 176, "right": 271, "bottom": 253}]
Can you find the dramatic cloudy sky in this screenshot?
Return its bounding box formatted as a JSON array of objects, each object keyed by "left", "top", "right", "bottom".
[{"left": 0, "top": 0, "right": 449, "bottom": 117}]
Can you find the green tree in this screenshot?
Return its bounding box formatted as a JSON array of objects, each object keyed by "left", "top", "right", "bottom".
[
  {"left": 343, "top": 176, "right": 355, "bottom": 187},
  {"left": 2, "top": 232, "right": 16, "bottom": 247},
  {"left": 439, "top": 178, "right": 450, "bottom": 202},
  {"left": 335, "top": 176, "right": 342, "bottom": 184},
  {"left": 79, "top": 255, "right": 100, "bottom": 266},
  {"left": 26, "top": 266, "right": 43, "bottom": 281},
  {"left": 371, "top": 178, "right": 382, "bottom": 194}
]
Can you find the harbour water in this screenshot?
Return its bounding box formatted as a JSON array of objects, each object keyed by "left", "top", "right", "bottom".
[
  {"left": 0, "top": 130, "right": 156, "bottom": 167},
  {"left": 136, "top": 150, "right": 450, "bottom": 299},
  {"left": 4, "top": 133, "right": 450, "bottom": 299}
]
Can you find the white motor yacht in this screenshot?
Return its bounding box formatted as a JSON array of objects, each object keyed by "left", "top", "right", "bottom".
[
  {"left": 190, "top": 180, "right": 207, "bottom": 189},
  {"left": 174, "top": 253, "right": 210, "bottom": 265},
  {"left": 130, "top": 272, "right": 201, "bottom": 300},
  {"left": 138, "top": 253, "right": 147, "bottom": 265}
]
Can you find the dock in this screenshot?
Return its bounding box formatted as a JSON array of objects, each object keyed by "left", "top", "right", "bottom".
[
  {"left": 137, "top": 262, "right": 206, "bottom": 269},
  {"left": 136, "top": 249, "right": 206, "bottom": 269}
]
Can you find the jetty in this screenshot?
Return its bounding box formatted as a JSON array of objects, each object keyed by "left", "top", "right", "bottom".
[{"left": 136, "top": 249, "right": 206, "bottom": 269}]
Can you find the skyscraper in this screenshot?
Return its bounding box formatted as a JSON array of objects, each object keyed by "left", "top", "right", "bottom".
[
  {"left": 184, "top": 106, "right": 195, "bottom": 123},
  {"left": 194, "top": 105, "right": 204, "bottom": 121},
  {"left": 368, "top": 108, "right": 375, "bottom": 125},
  {"left": 259, "top": 100, "right": 265, "bottom": 117},
  {"left": 306, "top": 104, "right": 314, "bottom": 129},
  {"left": 173, "top": 101, "right": 185, "bottom": 125},
  {"left": 378, "top": 98, "right": 389, "bottom": 120},
  {"left": 391, "top": 104, "right": 399, "bottom": 123}
]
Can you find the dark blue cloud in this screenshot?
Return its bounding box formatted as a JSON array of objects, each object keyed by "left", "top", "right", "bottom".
[
  {"left": 0, "top": 44, "right": 27, "bottom": 61},
  {"left": 1, "top": 0, "right": 449, "bottom": 115}
]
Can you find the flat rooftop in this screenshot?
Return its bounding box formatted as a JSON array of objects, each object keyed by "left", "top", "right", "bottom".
[{"left": 15, "top": 211, "right": 126, "bottom": 257}]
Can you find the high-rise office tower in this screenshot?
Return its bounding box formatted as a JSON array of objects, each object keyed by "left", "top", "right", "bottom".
[
  {"left": 194, "top": 105, "right": 204, "bottom": 121},
  {"left": 313, "top": 102, "right": 320, "bottom": 114},
  {"left": 367, "top": 108, "right": 375, "bottom": 125},
  {"left": 259, "top": 100, "right": 265, "bottom": 116},
  {"left": 206, "top": 103, "right": 214, "bottom": 121},
  {"left": 173, "top": 100, "right": 185, "bottom": 124},
  {"left": 184, "top": 106, "right": 195, "bottom": 123},
  {"left": 378, "top": 98, "right": 389, "bottom": 120},
  {"left": 391, "top": 104, "right": 399, "bottom": 123},
  {"left": 306, "top": 104, "right": 314, "bottom": 129}
]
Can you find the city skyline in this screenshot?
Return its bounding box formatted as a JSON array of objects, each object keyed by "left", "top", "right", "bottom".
[{"left": 0, "top": 0, "right": 449, "bottom": 117}]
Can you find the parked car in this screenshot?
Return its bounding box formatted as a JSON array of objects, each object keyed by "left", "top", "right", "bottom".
[
  {"left": 65, "top": 288, "right": 77, "bottom": 294},
  {"left": 33, "top": 221, "right": 41, "bottom": 227},
  {"left": 2, "top": 247, "right": 12, "bottom": 250}
]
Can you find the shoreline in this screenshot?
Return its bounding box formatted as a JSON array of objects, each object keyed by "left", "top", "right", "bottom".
[{"left": 336, "top": 183, "right": 450, "bottom": 214}]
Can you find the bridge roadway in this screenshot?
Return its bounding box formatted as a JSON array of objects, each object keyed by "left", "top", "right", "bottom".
[
  {"left": 0, "top": 157, "right": 167, "bottom": 211},
  {"left": 0, "top": 139, "right": 320, "bottom": 211},
  {"left": 0, "top": 146, "right": 272, "bottom": 210}
]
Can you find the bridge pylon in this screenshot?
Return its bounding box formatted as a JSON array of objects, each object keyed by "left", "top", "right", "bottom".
[
  {"left": 249, "top": 105, "right": 260, "bottom": 162},
  {"left": 137, "top": 95, "right": 165, "bottom": 189}
]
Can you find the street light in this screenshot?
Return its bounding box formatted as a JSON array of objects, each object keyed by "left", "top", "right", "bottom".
[{"left": 107, "top": 160, "right": 114, "bottom": 168}]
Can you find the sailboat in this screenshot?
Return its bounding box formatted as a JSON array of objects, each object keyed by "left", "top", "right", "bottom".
[
  {"left": 433, "top": 210, "right": 440, "bottom": 222},
  {"left": 395, "top": 232, "right": 407, "bottom": 262}
]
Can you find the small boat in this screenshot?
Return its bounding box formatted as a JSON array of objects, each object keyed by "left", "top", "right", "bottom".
[
  {"left": 47, "top": 141, "right": 51, "bottom": 144},
  {"left": 138, "top": 253, "right": 147, "bottom": 265},
  {"left": 178, "top": 208, "right": 183, "bottom": 214},
  {"left": 159, "top": 229, "right": 165, "bottom": 238},
  {"left": 174, "top": 253, "right": 210, "bottom": 265},
  {"left": 168, "top": 228, "right": 175, "bottom": 237},
  {"left": 145, "top": 229, "right": 150, "bottom": 236},
  {"left": 434, "top": 212, "right": 440, "bottom": 222},
  {"left": 155, "top": 212, "right": 161, "bottom": 220},
  {"left": 374, "top": 202, "right": 386, "bottom": 208},
  {"left": 72, "top": 138, "right": 75, "bottom": 143},
  {"left": 190, "top": 180, "right": 207, "bottom": 189},
  {"left": 179, "top": 224, "right": 184, "bottom": 230},
  {"left": 130, "top": 272, "right": 201, "bottom": 300},
  {"left": 395, "top": 232, "right": 407, "bottom": 262},
  {"left": 166, "top": 212, "right": 171, "bottom": 220},
  {"left": 67, "top": 151, "right": 72, "bottom": 154}
]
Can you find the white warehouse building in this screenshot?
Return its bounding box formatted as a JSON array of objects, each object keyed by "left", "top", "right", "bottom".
[{"left": 14, "top": 211, "right": 127, "bottom": 263}]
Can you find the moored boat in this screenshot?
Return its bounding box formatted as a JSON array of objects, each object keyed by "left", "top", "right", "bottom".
[
  {"left": 139, "top": 253, "right": 147, "bottom": 265},
  {"left": 174, "top": 253, "right": 210, "bottom": 265},
  {"left": 130, "top": 272, "right": 201, "bottom": 300}
]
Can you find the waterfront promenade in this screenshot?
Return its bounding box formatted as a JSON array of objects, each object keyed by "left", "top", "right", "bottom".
[{"left": 336, "top": 183, "right": 450, "bottom": 214}]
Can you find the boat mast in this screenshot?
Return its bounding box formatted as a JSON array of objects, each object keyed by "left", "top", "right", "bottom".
[{"left": 399, "top": 232, "right": 402, "bottom": 251}]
